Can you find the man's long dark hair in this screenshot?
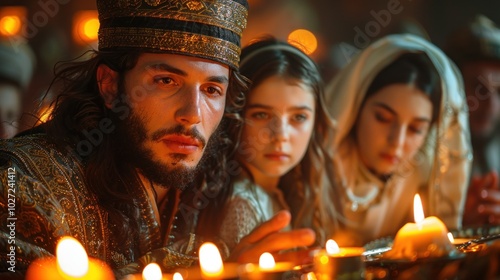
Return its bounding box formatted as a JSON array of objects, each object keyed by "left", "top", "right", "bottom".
[{"left": 42, "top": 50, "right": 247, "bottom": 251}]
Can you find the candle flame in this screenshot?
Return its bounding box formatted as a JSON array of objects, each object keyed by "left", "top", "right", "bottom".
[
  {"left": 413, "top": 194, "right": 425, "bottom": 223},
  {"left": 56, "top": 236, "right": 89, "bottom": 277},
  {"left": 199, "top": 242, "right": 224, "bottom": 277},
  {"left": 447, "top": 232, "right": 455, "bottom": 243},
  {"left": 325, "top": 239, "right": 340, "bottom": 255},
  {"left": 259, "top": 252, "right": 276, "bottom": 270},
  {"left": 173, "top": 272, "right": 184, "bottom": 280},
  {"left": 142, "top": 263, "right": 162, "bottom": 280}
]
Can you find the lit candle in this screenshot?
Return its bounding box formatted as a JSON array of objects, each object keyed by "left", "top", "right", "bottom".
[
  {"left": 143, "top": 263, "right": 163, "bottom": 280},
  {"left": 383, "top": 194, "right": 460, "bottom": 260},
  {"left": 176, "top": 242, "right": 239, "bottom": 280},
  {"left": 238, "top": 252, "right": 295, "bottom": 280},
  {"left": 25, "top": 236, "right": 114, "bottom": 280},
  {"left": 173, "top": 273, "right": 184, "bottom": 280},
  {"left": 123, "top": 263, "right": 178, "bottom": 280},
  {"left": 313, "top": 239, "right": 365, "bottom": 280},
  {"left": 199, "top": 242, "right": 224, "bottom": 278}
]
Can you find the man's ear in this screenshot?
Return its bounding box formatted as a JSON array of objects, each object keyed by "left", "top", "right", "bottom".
[{"left": 97, "top": 64, "right": 119, "bottom": 109}]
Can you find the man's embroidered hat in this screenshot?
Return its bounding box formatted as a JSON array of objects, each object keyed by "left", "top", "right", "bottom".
[{"left": 97, "top": 0, "right": 248, "bottom": 69}]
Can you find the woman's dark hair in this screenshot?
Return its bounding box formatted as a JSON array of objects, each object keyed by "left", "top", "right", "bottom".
[
  {"left": 42, "top": 49, "right": 247, "bottom": 257},
  {"left": 225, "top": 37, "right": 343, "bottom": 245},
  {"left": 365, "top": 52, "right": 442, "bottom": 123}
]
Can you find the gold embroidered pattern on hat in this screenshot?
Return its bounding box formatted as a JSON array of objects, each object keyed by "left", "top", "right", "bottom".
[
  {"left": 99, "top": 0, "right": 247, "bottom": 36},
  {"left": 99, "top": 27, "right": 241, "bottom": 67},
  {"left": 97, "top": 0, "right": 248, "bottom": 68}
]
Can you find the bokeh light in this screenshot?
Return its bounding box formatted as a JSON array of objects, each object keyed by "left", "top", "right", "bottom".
[
  {"left": 0, "top": 16, "right": 21, "bottom": 36},
  {"left": 287, "top": 28, "right": 318, "bottom": 55},
  {"left": 0, "top": 7, "right": 26, "bottom": 37},
  {"left": 73, "top": 10, "right": 99, "bottom": 45}
]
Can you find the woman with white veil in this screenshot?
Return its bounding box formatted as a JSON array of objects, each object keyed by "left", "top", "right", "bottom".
[{"left": 326, "top": 34, "right": 472, "bottom": 245}]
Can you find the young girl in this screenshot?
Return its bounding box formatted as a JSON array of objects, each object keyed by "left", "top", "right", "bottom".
[
  {"left": 218, "top": 38, "right": 341, "bottom": 252},
  {"left": 325, "top": 34, "right": 472, "bottom": 245}
]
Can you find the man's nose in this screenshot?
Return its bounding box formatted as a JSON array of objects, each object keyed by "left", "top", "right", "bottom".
[{"left": 175, "top": 87, "right": 202, "bottom": 125}]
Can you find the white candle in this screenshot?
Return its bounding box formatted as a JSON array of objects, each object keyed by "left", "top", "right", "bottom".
[{"left": 383, "top": 194, "right": 459, "bottom": 260}]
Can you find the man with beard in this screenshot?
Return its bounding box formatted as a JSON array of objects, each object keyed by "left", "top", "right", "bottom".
[{"left": 0, "top": 0, "right": 315, "bottom": 278}]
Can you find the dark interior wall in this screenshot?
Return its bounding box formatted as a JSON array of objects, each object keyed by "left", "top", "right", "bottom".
[{"left": 308, "top": 0, "right": 500, "bottom": 47}]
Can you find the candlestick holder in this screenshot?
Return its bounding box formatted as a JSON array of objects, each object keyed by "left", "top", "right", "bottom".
[
  {"left": 124, "top": 273, "right": 175, "bottom": 280},
  {"left": 25, "top": 237, "right": 114, "bottom": 280},
  {"left": 313, "top": 247, "right": 365, "bottom": 280},
  {"left": 363, "top": 236, "right": 466, "bottom": 280},
  {"left": 175, "top": 262, "right": 240, "bottom": 280},
  {"left": 238, "top": 262, "right": 296, "bottom": 280},
  {"left": 26, "top": 256, "right": 114, "bottom": 280}
]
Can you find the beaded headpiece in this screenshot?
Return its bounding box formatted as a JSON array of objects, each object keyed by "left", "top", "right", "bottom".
[{"left": 97, "top": 0, "right": 248, "bottom": 69}]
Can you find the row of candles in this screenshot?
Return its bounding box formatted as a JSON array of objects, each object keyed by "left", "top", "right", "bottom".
[{"left": 24, "top": 194, "right": 461, "bottom": 279}]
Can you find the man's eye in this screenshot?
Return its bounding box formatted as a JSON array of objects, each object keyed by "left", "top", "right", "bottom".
[
  {"left": 155, "top": 77, "right": 174, "bottom": 85},
  {"left": 206, "top": 86, "right": 222, "bottom": 96}
]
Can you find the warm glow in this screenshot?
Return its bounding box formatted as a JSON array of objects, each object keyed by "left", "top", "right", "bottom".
[
  {"left": 413, "top": 194, "right": 425, "bottom": 223},
  {"left": 199, "top": 242, "right": 224, "bottom": 277},
  {"left": 447, "top": 232, "right": 454, "bottom": 243},
  {"left": 258, "top": 252, "right": 276, "bottom": 270},
  {"left": 56, "top": 236, "right": 89, "bottom": 277},
  {"left": 142, "top": 263, "right": 162, "bottom": 280},
  {"left": 325, "top": 239, "right": 340, "bottom": 256},
  {"left": 0, "top": 16, "right": 21, "bottom": 36},
  {"left": 287, "top": 29, "right": 318, "bottom": 55},
  {"left": 83, "top": 18, "right": 99, "bottom": 40},
  {"left": 173, "top": 272, "right": 184, "bottom": 280},
  {"left": 247, "top": 0, "right": 263, "bottom": 7},
  {"left": 38, "top": 105, "right": 53, "bottom": 123},
  {"left": 306, "top": 271, "right": 318, "bottom": 280},
  {"left": 73, "top": 10, "right": 99, "bottom": 44},
  {"left": 0, "top": 7, "right": 26, "bottom": 37}
]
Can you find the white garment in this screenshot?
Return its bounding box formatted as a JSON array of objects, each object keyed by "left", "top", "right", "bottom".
[{"left": 218, "top": 176, "right": 291, "bottom": 252}]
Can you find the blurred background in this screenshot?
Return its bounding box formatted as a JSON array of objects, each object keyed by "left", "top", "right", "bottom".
[{"left": 1, "top": 0, "right": 500, "bottom": 128}]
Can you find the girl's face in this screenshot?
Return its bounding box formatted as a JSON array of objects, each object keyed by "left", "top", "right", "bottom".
[
  {"left": 237, "top": 76, "right": 315, "bottom": 184},
  {"left": 355, "top": 84, "right": 433, "bottom": 177}
]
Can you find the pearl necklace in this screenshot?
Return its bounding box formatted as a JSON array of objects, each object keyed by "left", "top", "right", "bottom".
[{"left": 344, "top": 186, "right": 380, "bottom": 212}]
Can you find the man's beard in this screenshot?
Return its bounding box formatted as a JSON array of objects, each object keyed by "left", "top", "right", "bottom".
[{"left": 114, "top": 108, "right": 219, "bottom": 191}]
